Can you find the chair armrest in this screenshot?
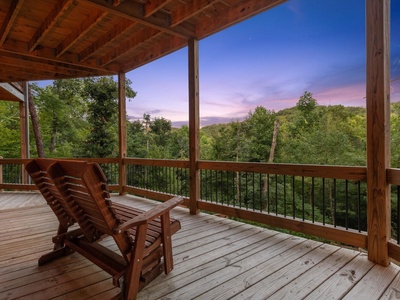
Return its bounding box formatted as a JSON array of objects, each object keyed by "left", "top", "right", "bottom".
[{"left": 114, "top": 196, "right": 183, "bottom": 233}]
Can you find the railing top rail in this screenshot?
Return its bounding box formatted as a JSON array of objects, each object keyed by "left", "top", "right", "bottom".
[
  {"left": 1, "top": 157, "right": 367, "bottom": 181},
  {"left": 199, "top": 161, "right": 367, "bottom": 181},
  {"left": 124, "top": 158, "right": 189, "bottom": 168},
  {"left": 0, "top": 158, "right": 119, "bottom": 164}
]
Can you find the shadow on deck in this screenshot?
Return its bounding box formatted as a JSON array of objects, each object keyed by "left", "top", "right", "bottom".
[{"left": 1, "top": 192, "right": 400, "bottom": 299}]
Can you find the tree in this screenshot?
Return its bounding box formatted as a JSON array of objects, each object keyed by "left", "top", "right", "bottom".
[
  {"left": 127, "top": 119, "right": 147, "bottom": 158},
  {"left": 297, "top": 91, "right": 317, "bottom": 114},
  {"left": 81, "top": 76, "right": 136, "bottom": 158},
  {"left": 31, "top": 79, "right": 90, "bottom": 157},
  {"left": 150, "top": 117, "right": 172, "bottom": 148},
  {"left": 0, "top": 102, "right": 20, "bottom": 158},
  {"left": 29, "top": 84, "right": 45, "bottom": 157},
  {"left": 244, "top": 106, "right": 276, "bottom": 162}
]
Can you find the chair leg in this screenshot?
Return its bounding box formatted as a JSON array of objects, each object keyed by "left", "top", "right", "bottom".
[
  {"left": 38, "top": 223, "right": 73, "bottom": 266},
  {"left": 161, "top": 213, "right": 174, "bottom": 274},
  {"left": 124, "top": 223, "right": 148, "bottom": 300},
  {"left": 54, "top": 223, "right": 68, "bottom": 250},
  {"left": 38, "top": 246, "right": 73, "bottom": 265}
]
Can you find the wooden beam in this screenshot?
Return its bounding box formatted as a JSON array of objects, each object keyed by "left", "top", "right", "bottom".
[
  {"left": 195, "top": 0, "right": 287, "bottom": 39},
  {"left": 84, "top": 0, "right": 194, "bottom": 38},
  {"left": 28, "top": 0, "right": 74, "bottom": 52},
  {"left": 188, "top": 38, "right": 200, "bottom": 215},
  {"left": 79, "top": 19, "right": 136, "bottom": 61},
  {"left": 0, "top": 49, "right": 115, "bottom": 78},
  {"left": 0, "top": 0, "right": 25, "bottom": 45},
  {"left": 56, "top": 11, "right": 108, "bottom": 58},
  {"left": 366, "top": 0, "right": 391, "bottom": 266},
  {"left": 118, "top": 72, "right": 127, "bottom": 195},
  {"left": 0, "top": 82, "right": 24, "bottom": 101},
  {"left": 19, "top": 101, "right": 26, "bottom": 159},
  {"left": 144, "top": 0, "right": 172, "bottom": 17},
  {"left": 171, "top": 0, "right": 218, "bottom": 27}
]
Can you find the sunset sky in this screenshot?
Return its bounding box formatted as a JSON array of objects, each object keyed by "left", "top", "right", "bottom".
[{"left": 126, "top": 0, "right": 400, "bottom": 127}]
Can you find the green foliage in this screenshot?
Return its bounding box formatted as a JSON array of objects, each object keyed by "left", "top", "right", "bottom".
[
  {"left": 31, "top": 80, "right": 89, "bottom": 157},
  {"left": 81, "top": 76, "right": 136, "bottom": 158},
  {"left": 245, "top": 106, "right": 276, "bottom": 162},
  {"left": 0, "top": 102, "right": 20, "bottom": 158}
]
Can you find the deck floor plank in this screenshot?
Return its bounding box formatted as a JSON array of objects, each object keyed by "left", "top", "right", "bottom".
[
  {"left": 1, "top": 192, "right": 400, "bottom": 300},
  {"left": 304, "top": 252, "right": 375, "bottom": 300},
  {"left": 343, "top": 263, "right": 400, "bottom": 299}
]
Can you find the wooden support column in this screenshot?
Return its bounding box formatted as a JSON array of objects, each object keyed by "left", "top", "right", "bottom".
[
  {"left": 188, "top": 38, "right": 200, "bottom": 214},
  {"left": 118, "top": 72, "right": 127, "bottom": 195},
  {"left": 0, "top": 156, "right": 3, "bottom": 192},
  {"left": 366, "top": 0, "right": 391, "bottom": 266},
  {"left": 19, "top": 101, "right": 27, "bottom": 159},
  {"left": 20, "top": 82, "right": 30, "bottom": 184}
]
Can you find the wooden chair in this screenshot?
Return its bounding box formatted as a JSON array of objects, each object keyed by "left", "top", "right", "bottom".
[{"left": 25, "top": 159, "right": 183, "bottom": 300}]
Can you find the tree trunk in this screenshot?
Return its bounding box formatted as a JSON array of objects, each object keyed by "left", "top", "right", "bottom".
[
  {"left": 50, "top": 126, "right": 56, "bottom": 154},
  {"left": 263, "top": 119, "right": 280, "bottom": 195},
  {"left": 28, "top": 85, "right": 45, "bottom": 157},
  {"left": 268, "top": 119, "right": 279, "bottom": 163}
]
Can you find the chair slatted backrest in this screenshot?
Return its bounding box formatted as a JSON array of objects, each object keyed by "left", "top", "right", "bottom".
[
  {"left": 25, "top": 159, "right": 76, "bottom": 228},
  {"left": 48, "top": 160, "right": 132, "bottom": 258}
]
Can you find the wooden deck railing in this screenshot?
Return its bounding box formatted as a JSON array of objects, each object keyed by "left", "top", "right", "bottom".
[{"left": 2, "top": 157, "right": 400, "bottom": 262}]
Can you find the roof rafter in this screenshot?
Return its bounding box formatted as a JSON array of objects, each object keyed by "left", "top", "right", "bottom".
[
  {"left": 196, "top": 0, "right": 287, "bottom": 39},
  {"left": 100, "top": 27, "right": 161, "bottom": 66},
  {"left": 171, "top": 0, "right": 218, "bottom": 27},
  {"left": 56, "top": 10, "right": 108, "bottom": 58},
  {"left": 28, "top": 0, "right": 74, "bottom": 52},
  {"left": 144, "top": 0, "right": 173, "bottom": 17},
  {"left": 83, "top": 0, "right": 195, "bottom": 38},
  {"left": 79, "top": 19, "right": 136, "bottom": 62},
  {"left": 0, "top": 0, "right": 25, "bottom": 45},
  {"left": 120, "top": 34, "right": 187, "bottom": 71}
]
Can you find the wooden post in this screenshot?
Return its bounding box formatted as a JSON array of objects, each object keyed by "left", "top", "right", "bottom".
[
  {"left": 20, "top": 82, "right": 30, "bottom": 184},
  {"left": 0, "top": 156, "right": 3, "bottom": 192},
  {"left": 366, "top": 0, "right": 391, "bottom": 266},
  {"left": 118, "top": 72, "right": 127, "bottom": 195},
  {"left": 188, "top": 38, "right": 200, "bottom": 214}
]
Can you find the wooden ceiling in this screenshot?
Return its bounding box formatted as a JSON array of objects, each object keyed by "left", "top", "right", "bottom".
[{"left": 0, "top": 0, "right": 286, "bottom": 83}]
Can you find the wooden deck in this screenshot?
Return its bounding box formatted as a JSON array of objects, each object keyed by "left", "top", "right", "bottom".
[{"left": 1, "top": 192, "right": 400, "bottom": 300}]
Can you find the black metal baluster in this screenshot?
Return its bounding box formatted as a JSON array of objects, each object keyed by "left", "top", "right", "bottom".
[
  {"left": 312, "top": 177, "right": 315, "bottom": 223},
  {"left": 283, "top": 175, "right": 286, "bottom": 217},
  {"left": 322, "top": 178, "right": 326, "bottom": 225}
]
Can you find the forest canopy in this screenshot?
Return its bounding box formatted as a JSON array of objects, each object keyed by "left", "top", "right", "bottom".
[{"left": 1, "top": 79, "right": 400, "bottom": 168}]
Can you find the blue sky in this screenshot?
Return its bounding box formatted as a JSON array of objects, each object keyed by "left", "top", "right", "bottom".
[{"left": 127, "top": 0, "right": 400, "bottom": 127}]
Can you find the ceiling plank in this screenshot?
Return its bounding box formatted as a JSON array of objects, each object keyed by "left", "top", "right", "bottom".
[
  {"left": 0, "top": 0, "right": 25, "bottom": 45},
  {"left": 100, "top": 27, "right": 161, "bottom": 66},
  {"left": 79, "top": 19, "right": 136, "bottom": 62},
  {"left": 28, "top": 0, "right": 74, "bottom": 52},
  {"left": 113, "top": 0, "right": 123, "bottom": 6},
  {"left": 196, "top": 0, "right": 287, "bottom": 39},
  {"left": 84, "top": 0, "right": 194, "bottom": 38},
  {"left": 171, "top": 0, "right": 218, "bottom": 27},
  {"left": 144, "top": 0, "right": 173, "bottom": 17},
  {"left": 56, "top": 10, "right": 108, "bottom": 58}
]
